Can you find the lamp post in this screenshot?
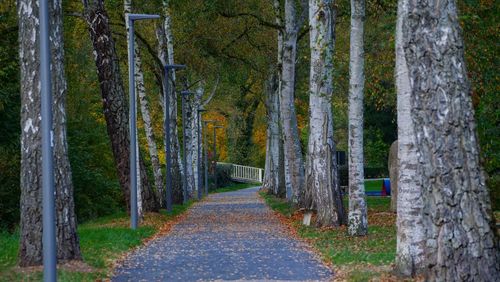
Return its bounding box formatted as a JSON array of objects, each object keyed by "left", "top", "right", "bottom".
[
  {"left": 197, "top": 109, "right": 206, "bottom": 199},
  {"left": 126, "top": 13, "right": 159, "bottom": 229},
  {"left": 203, "top": 120, "right": 215, "bottom": 194},
  {"left": 164, "top": 64, "right": 186, "bottom": 213},
  {"left": 40, "top": 0, "right": 56, "bottom": 280},
  {"left": 180, "top": 90, "right": 194, "bottom": 204},
  {"left": 213, "top": 125, "right": 224, "bottom": 189}
]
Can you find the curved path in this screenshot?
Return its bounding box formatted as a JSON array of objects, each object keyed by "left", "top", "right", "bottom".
[{"left": 112, "top": 187, "right": 333, "bottom": 281}]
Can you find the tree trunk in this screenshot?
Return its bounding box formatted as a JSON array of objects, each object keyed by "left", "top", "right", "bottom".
[
  {"left": 124, "top": 0, "right": 164, "bottom": 207},
  {"left": 18, "top": 0, "right": 81, "bottom": 266},
  {"left": 157, "top": 3, "right": 184, "bottom": 204},
  {"left": 394, "top": 0, "right": 426, "bottom": 276},
  {"left": 347, "top": 0, "right": 367, "bottom": 236},
  {"left": 280, "top": 0, "right": 306, "bottom": 205},
  {"left": 388, "top": 140, "right": 398, "bottom": 213},
  {"left": 262, "top": 0, "right": 286, "bottom": 197},
  {"left": 183, "top": 90, "right": 197, "bottom": 199},
  {"left": 306, "top": 0, "right": 343, "bottom": 227},
  {"left": 402, "top": 0, "right": 500, "bottom": 280},
  {"left": 82, "top": 0, "right": 157, "bottom": 212},
  {"left": 262, "top": 71, "right": 285, "bottom": 197}
]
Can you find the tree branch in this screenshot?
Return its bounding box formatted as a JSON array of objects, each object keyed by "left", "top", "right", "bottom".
[
  {"left": 202, "top": 75, "right": 220, "bottom": 107},
  {"left": 219, "top": 11, "right": 283, "bottom": 30}
]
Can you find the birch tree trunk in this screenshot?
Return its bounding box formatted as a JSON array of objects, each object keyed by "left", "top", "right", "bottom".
[
  {"left": 388, "top": 140, "right": 398, "bottom": 213},
  {"left": 280, "top": 0, "right": 306, "bottom": 205},
  {"left": 347, "top": 0, "right": 367, "bottom": 236},
  {"left": 306, "top": 0, "right": 344, "bottom": 227},
  {"left": 262, "top": 0, "right": 286, "bottom": 197},
  {"left": 82, "top": 0, "right": 157, "bottom": 212},
  {"left": 184, "top": 92, "right": 196, "bottom": 199},
  {"left": 402, "top": 0, "right": 500, "bottom": 279},
  {"left": 157, "top": 1, "right": 184, "bottom": 203},
  {"left": 124, "top": 0, "right": 142, "bottom": 220},
  {"left": 124, "top": 0, "right": 164, "bottom": 207},
  {"left": 262, "top": 72, "right": 285, "bottom": 197},
  {"left": 394, "top": 0, "right": 425, "bottom": 276},
  {"left": 18, "top": 0, "right": 81, "bottom": 266},
  {"left": 192, "top": 84, "right": 204, "bottom": 197}
]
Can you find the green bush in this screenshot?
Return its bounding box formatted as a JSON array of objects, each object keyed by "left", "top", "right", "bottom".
[
  {"left": 212, "top": 163, "right": 233, "bottom": 190},
  {"left": 338, "top": 165, "right": 388, "bottom": 187}
]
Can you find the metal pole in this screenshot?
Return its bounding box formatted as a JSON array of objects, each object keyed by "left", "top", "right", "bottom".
[
  {"left": 213, "top": 126, "right": 217, "bottom": 189},
  {"left": 204, "top": 121, "right": 209, "bottom": 195},
  {"left": 181, "top": 93, "right": 187, "bottom": 204},
  {"left": 181, "top": 91, "right": 193, "bottom": 204},
  {"left": 127, "top": 16, "right": 138, "bottom": 230},
  {"left": 126, "top": 13, "right": 159, "bottom": 228},
  {"left": 163, "top": 64, "right": 186, "bottom": 213},
  {"left": 213, "top": 126, "right": 224, "bottom": 189},
  {"left": 40, "top": 0, "right": 56, "bottom": 280},
  {"left": 197, "top": 109, "right": 205, "bottom": 199},
  {"left": 164, "top": 68, "right": 172, "bottom": 212}
]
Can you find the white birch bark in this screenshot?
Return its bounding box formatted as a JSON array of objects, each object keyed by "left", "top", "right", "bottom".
[
  {"left": 402, "top": 0, "right": 500, "bottom": 279},
  {"left": 124, "top": 0, "right": 164, "bottom": 208},
  {"left": 394, "top": 0, "right": 425, "bottom": 275},
  {"left": 262, "top": 72, "right": 285, "bottom": 196},
  {"left": 185, "top": 79, "right": 219, "bottom": 198},
  {"left": 18, "top": 0, "right": 81, "bottom": 265},
  {"left": 124, "top": 0, "right": 143, "bottom": 220},
  {"left": 347, "top": 0, "right": 368, "bottom": 236},
  {"left": 262, "top": 0, "right": 286, "bottom": 197},
  {"left": 280, "top": 0, "right": 306, "bottom": 204},
  {"left": 305, "top": 0, "right": 344, "bottom": 227},
  {"left": 157, "top": 3, "right": 183, "bottom": 202}
]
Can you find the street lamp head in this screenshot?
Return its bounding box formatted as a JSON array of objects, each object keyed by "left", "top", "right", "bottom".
[
  {"left": 198, "top": 108, "right": 207, "bottom": 113},
  {"left": 126, "top": 13, "right": 160, "bottom": 21}
]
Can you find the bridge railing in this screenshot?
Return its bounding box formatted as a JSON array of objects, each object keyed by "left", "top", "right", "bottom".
[{"left": 218, "top": 162, "right": 264, "bottom": 183}]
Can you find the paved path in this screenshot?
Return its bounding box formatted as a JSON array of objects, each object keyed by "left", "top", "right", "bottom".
[{"left": 112, "top": 187, "right": 333, "bottom": 281}]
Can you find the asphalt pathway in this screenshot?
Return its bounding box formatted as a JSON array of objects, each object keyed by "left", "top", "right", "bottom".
[{"left": 112, "top": 187, "right": 333, "bottom": 281}]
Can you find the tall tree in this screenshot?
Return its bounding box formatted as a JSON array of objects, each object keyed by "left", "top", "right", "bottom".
[
  {"left": 402, "top": 0, "right": 500, "bottom": 279},
  {"left": 394, "top": 0, "right": 425, "bottom": 276},
  {"left": 157, "top": 0, "right": 184, "bottom": 203},
  {"left": 185, "top": 79, "right": 218, "bottom": 199},
  {"left": 18, "top": 0, "right": 81, "bottom": 266},
  {"left": 347, "top": 0, "right": 367, "bottom": 236},
  {"left": 263, "top": 0, "right": 286, "bottom": 197},
  {"left": 280, "top": 0, "right": 307, "bottom": 204},
  {"left": 306, "top": 0, "right": 344, "bottom": 227},
  {"left": 82, "top": 0, "right": 158, "bottom": 212},
  {"left": 262, "top": 71, "right": 285, "bottom": 197},
  {"left": 124, "top": 0, "right": 164, "bottom": 207}
]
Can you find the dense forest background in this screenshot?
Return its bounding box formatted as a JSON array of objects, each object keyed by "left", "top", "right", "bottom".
[{"left": 0, "top": 0, "right": 498, "bottom": 230}]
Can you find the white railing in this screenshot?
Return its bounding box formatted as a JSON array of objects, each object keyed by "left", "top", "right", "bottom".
[{"left": 218, "top": 162, "right": 264, "bottom": 183}]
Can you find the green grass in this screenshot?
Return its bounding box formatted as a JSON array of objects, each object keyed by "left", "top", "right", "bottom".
[
  {"left": 260, "top": 192, "right": 396, "bottom": 280},
  {"left": 210, "top": 182, "right": 260, "bottom": 194},
  {"left": 364, "top": 179, "right": 384, "bottom": 192},
  {"left": 259, "top": 192, "right": 295, "bottom": 217},
  {"left": 0, "top": 202, "right": 192, "bottom": 281}
]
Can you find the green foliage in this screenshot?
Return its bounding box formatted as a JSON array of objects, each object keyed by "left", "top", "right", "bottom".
[
  {"left": 0, "top": 0, "right": 20, "bottom": 231},
  {"left": 213, "top": 163, "right": 234, "bottom": 189}
]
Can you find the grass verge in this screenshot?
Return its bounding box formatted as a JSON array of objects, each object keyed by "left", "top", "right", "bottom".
[
  {"left": 259, "top": 191, "right": 397, "bottom": 281},
  {"left": 0, "top": 202, "right": 192, "bottom": 282}
]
